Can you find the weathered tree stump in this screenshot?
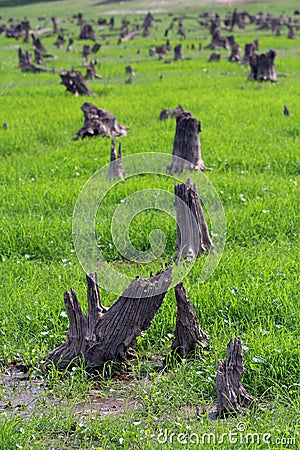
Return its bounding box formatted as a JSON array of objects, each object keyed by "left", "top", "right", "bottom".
[
  {"left": 107, "top": 140, "right": 125, "bottom": 181},
  {"left": 159, "top": 104, "right": 184, "bottom": 120},
  {"left": 216, "top": 337, "right": 255, "bottom": 417},
  {"left": 208, "top": 52, "right": 220, "bottom": 62},
  {"left": 79, "top": 22, "right": 96, "bottom": 41},
  {"left": 249, "top": 50, "right": 277, "bottom": 82},
  {"left": 82, "top": 44, "right": 90, "bottom": 66},
  {"left": 167, "top": 111, "right": 210, "bottom": 174},
  {"left": 174, "top": 179, "right": 213, "bottom": 261},
  {"left": 125, "top": 65, "right": 135, "bottom": 76},
  {"left": 51, "top": 17, "right": 59, "bottom": 34},
  {"left": 48, "top": 269, "right": 172, "bottom": 369},
  {"left": 284, "top": 105, "right": 290, "bottom": 116},
  {"left": 228, "top": 35, "right": 241, "bottom": 62},
  {"left": 60, "top": 70, "right": 93, "bottom": 96},
  {"left": 18, "top": 47, "right": 51, "bottom": 73},
  {"left": 174, "top": 44, "right": 183, "bottom": 61},
  {"left": 243, "top": 40, "right": 258, "bottom": 65},
  {"left": 171, "top": 282, "right": 209, "bottom": 356},
  {"left": 55, "top": 34, "right": 65, "bottom": 49},
  {"left": 91, "top": 42, "right": 101, "bottom": 54},
  {"left": 205, "top": 29, "right": 229, "bottom": 50},
  {"left": 31, "top": 33, "right": 46, "bottom": 53},
  {"left": 66, "top": 38, "right": 74, "bottom": 52},
  {"left": 75, "top": 102, "right": 129, "bottom": 139},
  {"left": 85, "top": 60, "right": 102, "bottom": 80}
]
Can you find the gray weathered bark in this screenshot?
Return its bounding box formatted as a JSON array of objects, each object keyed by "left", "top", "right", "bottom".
[
  {"left": 172, "top": 282, "right": 209, "bottom": 356},
  {"left": 249, "top": 50, "right": 277, "bottom": 82},
  {"left": 48, "top": 269, "right": 172, "bottom": 369},
  {"left": 216, "top": 337, "right": 255, "bottom": 417},
  {"left": 174, "top": 179, "right": 213, "bottom": 261},
  {"left": 167, "top": 111, "right": 210, "bottom": 174}
]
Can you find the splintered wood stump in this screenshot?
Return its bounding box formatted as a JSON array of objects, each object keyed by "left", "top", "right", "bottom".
[
  {"left": 249, "top": 50, "right": 277, "bottom": 82},
  {"left": 172, "top": 282, "right": 209, "bottom": 356},
  {"left": 216, "top": 337, "right": 255, "bottom": 417},
  {"left": 48, "top": 269, "right": 172, "bottom": 369},
  {"left": 107, "top": 140, "right": 125, "bottom": 180},
  {"left": 18, "top": 47, "right": 52, "bottom": 73},
  {"left": 75, "top": 102, "right": 129, "bottom": 139},
  {"left": 167, "top": 111, "right": 210, "bottom": 174},
  {"left": 159, "top": 104, "right": 184, "bottom": 120},
  {"left": 60, "top": 70, "right": 93, "bottom": 96},
  {"left": 174, "top": 179, "right": 213, "bottom": 261}
]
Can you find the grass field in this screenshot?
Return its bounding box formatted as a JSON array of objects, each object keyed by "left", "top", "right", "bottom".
[{"left": 0, "top": 0, "right": 299, "bottom": 448}]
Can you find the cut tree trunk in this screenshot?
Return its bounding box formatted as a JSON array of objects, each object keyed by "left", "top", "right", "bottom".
[
  {"left": 48, "top": 269, "right": 172, "bottom": 369},
  {"left": 75, "top": 102, "right": 129, "bottom": 139},
  {"left": 60, "top": 70, "right": 93, "bottom": 96},
  {"left": 174, "top": 178, "right": 213, "bottom": 261},
  {"left": 85, "top": 60, "right": 102, "bottom": 80},
  {"left": 107, "top": 140, "right": 126, "bottom": 180},
  {"left": 208, "top": 52, "right": 220, "bottom": 62},
  {"left": 171, "top": 282, "right": 209, "bottom": 356},
  {"left": 216, "top": 337, "right": 255, "bottom": 417},
  {"left": 249, "top": 50, "right": 277, "bottom": 82},
  {"left": 18, "top": 47, "right": 53, "bottom": 73},
  {"left": 167, "top": 111, "right": 210, "bottom": 174}
]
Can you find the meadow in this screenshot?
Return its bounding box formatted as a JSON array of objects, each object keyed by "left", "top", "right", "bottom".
[{"left": 0, "top": 0, "right": 299, "bottom": 448}]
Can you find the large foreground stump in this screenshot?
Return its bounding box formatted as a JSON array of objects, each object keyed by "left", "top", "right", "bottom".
[
  {"left": 249, "top": 50, "right": 277, "bottom": 82},
  {"left": 75, "top": 102, "right": 129, "bottom": 139},
  {"left": 60, "top": 70, "right": 93, "bottom": 95},
  {"left": 167, "top": 111, "right": 210, "bottom": 174},
  {"left": 171, "top": 282, "right": 209, "bottom": 356},
  {"left": 174, "top": 179, "right": 213, "bottom": 261},
  {"left": 216, "top": 337, "right": 255, "bottom": 417},
  {"left": 48, "top": 269, "right": 172, "bottom": 369}
]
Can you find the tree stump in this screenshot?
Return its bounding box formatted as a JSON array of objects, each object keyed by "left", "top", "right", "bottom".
[
  {"left": 243, "top": 41, "right": 258, "bottom": 65},
  {"left": 167, "top": 111, "right": 210, "bottom": 174},
  {"left": 228, "top": 35, "right": 241, "bottom": 62},
  {"left": 18, "top": 47, "right": 50, "bottom": 73},
  {"left": 208, "top": 52, "right": 220, "bottom": 62},
  {"left": 91, "top": 42, "right": 101, "bottom": 54},
  {"left": 66, "top": 38, "right": 74, "bottom": 52},
  {"left": 55, "top": 34, "right": 65, "bottom": 49},
  {"left": 171, "top": 282, "right": 209, "bottom": 356},
  {"left": 48, "top": 269, "right": 172, "bottom": 369},
  {"left": 249, "top": 50, "right": 277, "bottom": 82},
  {"left": 216, "top": 337, "right": 255, "bottom": 417},
  {"left": 174, "top": 179, "right": 213, "bottom": 262},
  {"left": 159, "top": 104, "right": 184, "bottom": 120},
  {"left": 75, "top": 102, "right": 129, "bottom": 139},
  {"left": 82, "top": 44, "right": 90, "bottom": 66},
  {"left": 31, "top": 34, "right": 46, "bottom": 53},
  {"left": 60, "top": 70, "right": 93, "bottom": 96},
  {"left": 107, "top": 140, "right": 125, "bottom": 181},
  {"left": 85, "top": 60, "right": 102, "bottom": 80},
  {"left": 79, "top": 23, "right": 96, "bottom": 41},
  {"left": 174, "top": 44, "right": 183, "bottom": 61}
]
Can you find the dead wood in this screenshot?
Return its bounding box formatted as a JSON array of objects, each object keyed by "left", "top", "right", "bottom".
[
  {"left": 159, "top": 104, "right": 184, "bottom": 120},
  {"left": 174, "top": 178, "right": 213, "bottom": 261},
  {"left": 107, "top": 140, "right": 125, "bottom": 181},
  {"left": 55, "top": 34, "right": 65, "bottom": 49},
  {"left": 18, "top": 47, "right": 53, "bottom": 73},
  {"left": 47, "top": 269, "right": 172, "bottom": 369},
  {"left": 208, "top": 52, "right": 220, "bottom": 62},
  {"left": 249, "top": 49, "right": 277, "bottom": 82},
  {"left": 228, "top": 35, "right": 241, "bottom": 62},
  {"left": 75, "top": 102, "right": 129, "bottom": 139},
  {"left": 79, "top": 22, "right": 96, "bottom": 41},
  {"left": 171, "top": 282, "right": 209, "bottom": 356},
  {"left": 66, "top": 38, "right": 74, "bottom": 52},
  {"left": 60, "top": 70, "right": 93, "bottom": 96},
  {"left": 85, "top": 60, "right": 102, "bottom": 80},
  {"left": 174, "top": 43, "right": 183, "bottom": 60},
  {"left": 167, "top": 111, "right": 210, "bottom": 174},
  {"left": 216, "top": 337, "right": 255, "bottom": 417}
]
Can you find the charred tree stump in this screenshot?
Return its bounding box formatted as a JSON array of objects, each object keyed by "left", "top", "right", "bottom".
[
  {"left": 249, "top": 50, "right": 277, "bottom": 82},
  {"left": 174, "top": 179, "right": 213, "bottom": 261},
  {"left": 216, "top": 337, "right": 255, "bottom": 417},
  {"left": 171, "top": 282, "right": 209, "bottom": 356},
  {"left": 31, "top": 33, "right": 46, "bottom": 53},
  {"left": 228, "top": 35, "right": 241, "bottom": 62},
  {"left": 107, "top": 140, "right": 126, "bottom": 181},
  {"left": 174, "top": 44, "right": 183, "bottom": 61},
  {"left": 243, "top": 41, "right": 258, "bottom": 65},
  {"left": 55, "top": 34, "right": 65, "bottom": 49},
  {"left": 82, "top": 44, "right": 90, "bottom": 66},
  {"left": 91, "top": 42, "right": 101, "bottom": 54},
  {"left": 18, "top": 47, "right": 51, "bottom": 73},
  {"left": 79, "top": 23, "right": 96, "bottom": 41},
  {"left": 205, "top": 29, "right": 229, "bottom": 50},
  {"left": 48, "top": 269, "right": 172, "bottom": 369},
  {"left": 75, "top": 102, "right": 129, "bottom": 139},
  {"left": 159, "top": 104, "right": 184, "bottom": 120},
  {"left": 60, "top": 70, "right": 93, "bottom": 96},
  {"left": 167, "top": 111, "right": 210, "bottom": 174}
]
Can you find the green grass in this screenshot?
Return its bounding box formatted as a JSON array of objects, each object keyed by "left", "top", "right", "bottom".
[{"left": 0, "top": 0, "right": 300, "bottom": 448}]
